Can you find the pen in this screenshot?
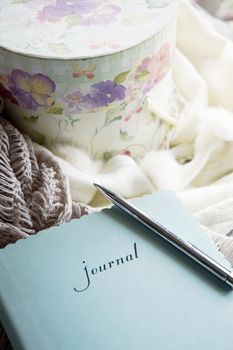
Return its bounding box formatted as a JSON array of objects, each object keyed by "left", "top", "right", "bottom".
[{"left": 94, "top": 183, "right": 233, "bottom": 288}]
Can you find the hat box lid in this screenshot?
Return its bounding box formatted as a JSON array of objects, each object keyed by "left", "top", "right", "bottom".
[{"left": 0, "top": 0, "right": 176, "bottom": 60}]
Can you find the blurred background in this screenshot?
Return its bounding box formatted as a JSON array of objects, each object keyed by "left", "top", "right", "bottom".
[{"left": 189, "top": 0, "right": 233, "bottom": 42}]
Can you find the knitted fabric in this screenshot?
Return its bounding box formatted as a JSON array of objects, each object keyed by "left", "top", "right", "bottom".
[
  {"left": 0, "top": 116, "right": 92, "bottom": 248},
  {"left": 0, "top": 113, "right": 92, "bottom": 349}
]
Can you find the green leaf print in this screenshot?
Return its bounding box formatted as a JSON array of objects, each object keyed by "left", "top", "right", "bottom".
[
  {"left": 105, "top": 106, "right": 122, "bottom": 126},
  {"left": 102, "top": 151, "right": 117, "bottom": 162},
  {"left": 31, "top": 131, "right": 46, "bottom": 145},
  {"left": 135, "top": 70, "right": 150, "bottom": 82},
  {"left": 23, "top": 115, "right": 39, "bottom": 124},
  {"left": 66, "top": 14, "right": 82, "bottom": 28},
  {"left": 49, "top": 43, "right": 72, "bottom": 55},
  {"left": 114, "top": 71, "right": 130, "bottom": 84},
  {"left": 71, "top": 119, "right": 80, "bottom": 126},
  {"left": 120, "top": 130, "right": 133, "bottom": 142},
  {"left": 47, "top": 106, "right": 64, "bottom": 115}
]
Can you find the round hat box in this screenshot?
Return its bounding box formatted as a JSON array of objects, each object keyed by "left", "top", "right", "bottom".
[{"left": 0, "top": 0, "right": 176, "bottom": 160}]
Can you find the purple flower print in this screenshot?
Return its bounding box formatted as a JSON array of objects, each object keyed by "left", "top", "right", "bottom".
[
  {"left": 63, "top": 81, "right": 125, "bottom": 113},
  {"left": 81, "top": 5, "right": 121, "bottom": 26},
  {"left": 80, "top": 80, "right": 126, "bottom": 110},
  {"left": 9, "top": 69, "right": 56, "bottom": 111},
  {"left": 63, "top": 90, "right": 83, "bottom": 113},
  {"left": 37, "top": 0, "right": 121, "bottom": 26},
  {"left": 37, "top": 0, "right": 99, "bottom": 22},
  {"left": 135, "top": 57, "right": 151, "bottom": 74},
  {"left": 37, "top": 2, "right": 70, "bottom": 22},
  {"left": 80, "top": 93, "right": 109, "bottom": 110},
  {"left": 92, "top": 80, "right": 126, "bottom": 103},
  {"left": 0, "top": 83, "right": 19, "bottom": 106},
  {"left": 70, "top": 0, "right": 102, "bottom": 14},
  {"left": 133, "top": 44, "right": 171, "bottom": 94}
]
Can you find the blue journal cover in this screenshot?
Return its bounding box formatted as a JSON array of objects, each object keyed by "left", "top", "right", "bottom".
[{"left": 0, "top": 191, "right": 233, "bottom": 350}]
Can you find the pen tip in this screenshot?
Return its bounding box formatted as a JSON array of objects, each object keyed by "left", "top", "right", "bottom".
[
  {"left": 93, "top": 183, "right": 116, "bottom": 199},
  {"left": 93, "top": 183, "right": 106, "bottom": 194}
]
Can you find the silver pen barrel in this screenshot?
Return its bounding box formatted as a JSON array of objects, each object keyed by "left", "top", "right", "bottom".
[{"left": 94, "top": 183, "right": 233, "bottom": 288}]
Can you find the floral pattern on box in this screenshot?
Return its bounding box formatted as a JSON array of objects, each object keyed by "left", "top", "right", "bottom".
[
  {"left": 37, "top": 0, "right": 122, "bottom": 26},
  {"left": 0, "top": 43, "right": 172, "bottom": 159},
  {"left": 1, "top": 44, "right": 170, "bottom": 112}
]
